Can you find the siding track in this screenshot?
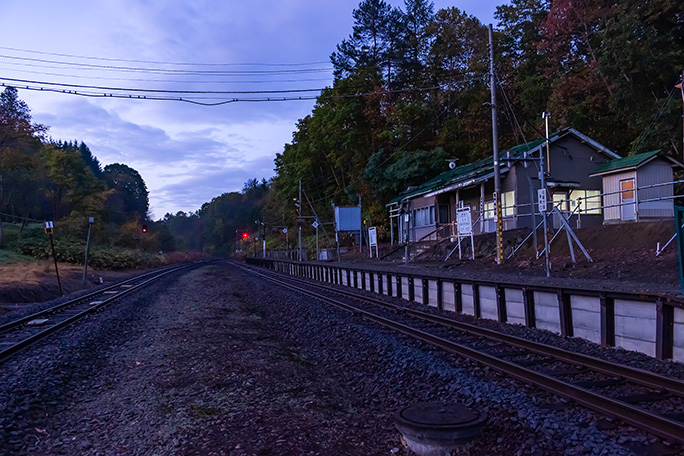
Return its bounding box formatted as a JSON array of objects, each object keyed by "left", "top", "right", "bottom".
[{"left": 0, "top": 263, "right": 194, "bottom": 363}]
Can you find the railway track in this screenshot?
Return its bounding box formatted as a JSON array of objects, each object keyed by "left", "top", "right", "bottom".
[
  {"left": 236, "top": 261, "right": 684, "bottom": 446},
  {"left": 0, "top": 263, "right": 194, "bottom": 363}
]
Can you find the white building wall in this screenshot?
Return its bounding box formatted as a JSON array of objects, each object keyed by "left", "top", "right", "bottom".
[
  {"left": 602, "top": 171, "right": 636, "bottom": 222},
  {"left": 637, "top": 161, "right": 674, "bottom": 218}
]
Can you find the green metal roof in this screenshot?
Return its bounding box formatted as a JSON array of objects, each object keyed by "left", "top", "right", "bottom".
[
  {"left": 589, "top": 150, "right": 661, "bottom": 176},
  {"left": 388, "top": 136, "right": 548, "bottom": 205}
]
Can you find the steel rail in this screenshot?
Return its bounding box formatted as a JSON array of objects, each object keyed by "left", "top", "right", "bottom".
[
  {"left": 0, "top": 264, "right": 184, "bottom": 335},
  {"left": 256, "top": 266, "right": 684, "bottom": 396},
  {"left": 236, "top": 263, "right": 684, "bottom": 444},
  {"left": 0, "top": 264, "right": 192, "bottom": 363}
]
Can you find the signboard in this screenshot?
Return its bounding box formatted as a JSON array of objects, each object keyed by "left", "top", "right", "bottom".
[
  {"left": 368, "top": 227, "right": 377, "bottom": 246},
  {"left": 44, "top": 221, "right": 54, "bottom": 235},
  {"left": 312, "top": 220, "right": 319, "bottom": 229},
  {"left": 368, "top": 226, "right": 379, "bottom": 258},
  {"left": 454, "top": 208, "right": 474, "bottom": 260},
  {"left": 456, "top": 209, "right": 472, "bottom": 236},
  {"left": 334, "top": 206, "right": 361, "bottom": 232},
  {"left": 538, "top": 189, "right": 547, "bottom": 213},
  {"left": 282, "top": 227, "right": 288, "bottom": 234}
]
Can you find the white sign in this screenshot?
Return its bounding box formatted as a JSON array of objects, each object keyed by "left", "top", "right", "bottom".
[
  {"left": 368, "top": 227, "right": 377, "bottom": 246},
  {"left": 312, "top": 221, "right": 319, "bottom": 229},
  {"left": 368, "top": 226, "right": 379, "bottom": 258},
  {"left": 456, "top": 209, "right": 472, "bottom": 236},
  {"left": 538, "top": 189, "right": 547, "bottom": 213},
  {"left": 282, "top": 227, "right": 288, "bottom": 234}
]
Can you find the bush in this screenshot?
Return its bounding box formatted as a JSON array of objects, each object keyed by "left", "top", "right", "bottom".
[{"left": 13, "top": 237, "right": 164, "bottom": 270}]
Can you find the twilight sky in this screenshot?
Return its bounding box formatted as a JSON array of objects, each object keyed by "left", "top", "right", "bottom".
[{"left": 0, "top": 0, "right": 505, "bottom": 219}]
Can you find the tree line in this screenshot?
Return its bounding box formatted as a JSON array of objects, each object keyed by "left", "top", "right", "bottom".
[
  {"left": 3, "top": 0, "right": 683, "bottom": 260},
  {"left": 261, "top": 0, "right": 683, "bottom": 245},
  {"left": 0, "top": 86, "right": 154, "bottom": 253}
]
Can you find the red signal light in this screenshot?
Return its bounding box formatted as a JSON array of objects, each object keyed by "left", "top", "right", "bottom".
[
  {"left": 142, "top": 224, "right": 148, "bottom": 233},
  {"left": 242, "top": 232, "right": 248, "bottom": 239}
]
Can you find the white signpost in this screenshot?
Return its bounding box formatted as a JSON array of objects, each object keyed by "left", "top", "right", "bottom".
[
  {"left": 368, "top": 226, "right": 378, "bottom": 258},
  {"left": 538, "top": 189, "right": 548, "bottom": 213},
  {"left": 456, "top": 207, "right": 475, "bottom": 260}
]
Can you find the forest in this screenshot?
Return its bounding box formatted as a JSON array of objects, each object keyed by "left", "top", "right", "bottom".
[
  {"left": 1, "top": 0, "right": 683, "bottom": 263},
  {"left": 238, "top": 0, "right": 684, "bottom": 254}
]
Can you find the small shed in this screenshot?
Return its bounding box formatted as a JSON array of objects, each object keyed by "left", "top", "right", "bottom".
[{"left": 589, "top": 150, "right": 683, "bottom": 223}]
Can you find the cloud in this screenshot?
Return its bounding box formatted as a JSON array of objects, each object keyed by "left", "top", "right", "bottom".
[{"left": 3, "top": 0, "right": 503, "bottom": 221}]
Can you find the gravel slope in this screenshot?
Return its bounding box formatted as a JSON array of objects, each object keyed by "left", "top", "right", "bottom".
[{"left": 0, "top": 262, "right": 680, "bottom": 455}]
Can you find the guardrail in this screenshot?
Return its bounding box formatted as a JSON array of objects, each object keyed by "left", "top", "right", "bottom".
[{"left": 245, "top": 257, "right": 684, "bottom": 362}]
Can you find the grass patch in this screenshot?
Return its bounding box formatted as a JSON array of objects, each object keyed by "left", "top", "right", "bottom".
[
  {"left": 190, "top": 404, "right": 222, "bottom": 418},
  {"left": 0, "top": 249, "right": 38, "bottom": 265}
]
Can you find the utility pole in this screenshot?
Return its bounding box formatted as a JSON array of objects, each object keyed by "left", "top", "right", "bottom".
[
  {"left": 45, "top": 221, "right": 63, "bottom": 296},
  {"left": 541, "top": 112, "right": 552, "bottom": 277},
  {"left": 358, "top": 195, "right": 363, "bottom": 254},
  {"left": 489, "top": 24, "right": 503, "bottom": 265},
  {"left": 679, "top": 69, "right": 684, "bottom": 162},
  {"left": 82, "top": 217, "right": 94, "bottom": 284},
  {"left": 298, "top": 179, "right": 303, "bottom": 261}
]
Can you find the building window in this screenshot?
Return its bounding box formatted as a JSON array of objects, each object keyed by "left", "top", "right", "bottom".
[
  {"left": 411, "top": 206, "right": 436, "bottom": 227},
  {"left": 483, "top": 201, "right": 495, "bottom": 220},
  {"left": 502, "top": 191, "right": 515, "bottom": 217},
  {"left": 569, "top": 189, "right": 601, "bottom": 215},
  {"left": 553, "top": 193, "right": 569, "bottom": 212}
]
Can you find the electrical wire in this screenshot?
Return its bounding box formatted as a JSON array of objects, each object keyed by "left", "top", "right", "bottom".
[
  {"left": 0, "top": 54, "right": 333, "bottom": 75},
  {"left": 1, "top": 81, "right": 450, "bottom": 106},
  {"left": 630, "top": 85, "right": 678, "bottom": 155},
  {"left": 0, "top": 66, "right": 333, "bottom": 84},
  {"left": 0, "top": 77, "right": 326, "bottom": 95},
  {"left": 0, "top": 46, "right": 330, "bottom": 67}
]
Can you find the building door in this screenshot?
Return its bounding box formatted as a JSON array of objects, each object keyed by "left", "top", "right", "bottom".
[{"left": 620, "top": 178, "right": 637, "bottom": 221}]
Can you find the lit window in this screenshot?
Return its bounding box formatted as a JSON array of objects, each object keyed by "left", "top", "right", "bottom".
[
  {"left": 502, "top": 191, "right": 515, "bottom": 217},
  {"left": 569, "top": 189, "right": 602, "bottom": 215}
]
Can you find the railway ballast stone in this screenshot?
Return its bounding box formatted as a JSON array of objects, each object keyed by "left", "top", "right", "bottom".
[{"left": 0, "top": 262, "right": 679, "bottom": 455}]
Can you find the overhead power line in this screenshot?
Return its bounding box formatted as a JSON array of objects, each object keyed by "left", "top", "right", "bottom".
[
  {"left": 0, "top": 77, "right": 326, "bottom": 95},
  {"left": 0, "top": 46, "right": 330, "bottom": 67},
  {"left": 0, "top": 66, "right": 333, "bottom": 84},
  {"left": 0, "top": 54, "right": 333, "bottom": 75},
  {"left": 1, "top": 79, "right": 464, "bottom": 107}
]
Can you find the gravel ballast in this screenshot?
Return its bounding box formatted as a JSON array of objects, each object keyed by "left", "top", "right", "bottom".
[{"left": 0, "top": 262, "right": 680, "bottom": 455}]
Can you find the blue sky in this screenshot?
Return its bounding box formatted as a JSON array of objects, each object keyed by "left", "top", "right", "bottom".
[{"left": 0, "top": 0, "right": 505, "bottom": 219}]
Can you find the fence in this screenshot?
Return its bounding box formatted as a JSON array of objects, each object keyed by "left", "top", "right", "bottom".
[{"left": 246, "top": 257, "right": 684, "bottom": 363}]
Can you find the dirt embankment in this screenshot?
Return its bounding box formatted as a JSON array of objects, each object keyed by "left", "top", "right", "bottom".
[
  {"left": 351, "top": 220, "right": 682, "bottom": 295},
  {"left": 0, "top": 261, "right": 138, "bottom": 306},
  {"left": 2, "top": 221, "right": 681, "bottom": 304}
]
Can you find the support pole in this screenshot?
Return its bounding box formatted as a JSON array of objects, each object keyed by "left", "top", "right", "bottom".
[
  {"left": 82, "top": 217, "right": 94, "bottom": 284},
  {"left": 298, "top": 180, "right": 302, "bottom": 261},
  {"left": 489, "top": 24, "right": 503, "bottom": 265},
  {"left": 49, "top": 232, "right": 63, "bottom": 296},
  {"left": 679, "top": 69, "right": 684, "bottom": 162},
  {"left": 541, "top": 112, "right": 552, "bottom": 277}
]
